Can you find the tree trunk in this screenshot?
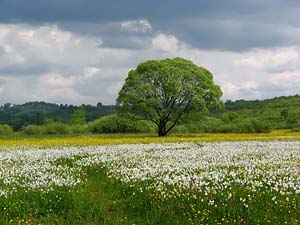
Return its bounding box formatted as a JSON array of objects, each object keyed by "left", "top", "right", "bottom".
[{"left": 158, "top": 120, "right": 167, "bottom": 137}]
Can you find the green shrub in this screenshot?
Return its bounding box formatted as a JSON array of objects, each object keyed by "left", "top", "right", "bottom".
[
  {"left": 88, "top": 114, "right": 154, "bottom": 133},
  {"left": 215, "top": 123, "right": 238, "bottom": 133},
  {"left": 88, "top": 115, "right": 117, "bottom": 133},
  {"left": 71, "top": 124, "right": 89, "bottom": 134},
  {"left": 215, "top": 119, "right": 272, "bottom": 133},
  {"left": 201, "top": 117, "right": 224, "bottom": 133},
  {"left": 71, "top": 107, "right": 86, "bottom": 125},
  {"left": 43, "top": 122, "right": 71, "bottom": 135},
  {"left": 252, "top": 119, "right": 272, "bottom": 133},
  {"left": 235, "top": 120, "right": 256, "bottom": 133},
  {"left": 23, "top": 125, "right": 44, "bottom": 135},
  {"left": 171, "top": 124, "right": 190, "bottom": 133},
  {"left": 220, "top": 112, "right": 239, "bottom": 123},
  {"left": 287, "top": 117, "right": 299, "bottom": 129},
  {"left": 24, "top": 122, "right": 72, "bottom": 135},
  {"left": 289, "top": 119, "right": 300, "bottom": 132},
  {"left": 171, "top": 117, "right": 223, "bottom": 134},
  {"left": 0, "top": 124, "right": 14, "bottom": 135}
]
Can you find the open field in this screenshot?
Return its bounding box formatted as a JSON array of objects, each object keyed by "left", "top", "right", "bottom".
[
  {"left": 0, "top": 130, "right": 300, "bottom": 147},
  {"left": 0, "top": 133, "right": 300, "bottom": 224}
]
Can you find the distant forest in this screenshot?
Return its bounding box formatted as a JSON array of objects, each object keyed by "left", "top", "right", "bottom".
[
  {"left": 1, "top": 94, "right": 300, "bottom": 132},
  {"left": 0, "top": 102, "right": 115, "bottom": 130}
]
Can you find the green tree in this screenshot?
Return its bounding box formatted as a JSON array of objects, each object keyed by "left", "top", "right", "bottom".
[
  {"left": 280, "top": 109, "right": 289, "bottom": 120},
  {"left": 71, "top": 107, "right": 86, "bottom": 125},
  {"left": 117, "top": 58, "right": 223, "bottom": 136}
]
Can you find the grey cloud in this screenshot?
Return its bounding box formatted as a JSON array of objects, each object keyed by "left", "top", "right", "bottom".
[
  {"left": 154, "top": 17, "right": 300, "bottom": 51},
  {"left": 0, "top": 0, "right": 292, "bottom": 23},
  {"left": 1, "top": 0, "right": 300, "bottom": 51},
  {"left": 60, "top": 22, "right": 154, "bottom": 50},
  {"left": 0, "top": 65, "right": 49, "bottom": 75},
  {"left": 256, "top": 83, "right": 298, "bottom": 99}
]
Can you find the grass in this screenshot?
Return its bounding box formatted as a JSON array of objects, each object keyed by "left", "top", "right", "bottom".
[
  {"left": 0, "top": 129, "right": 299, "bottom": 147},
  {"left": 2, "top": 165, "right": 299, "bottom": 224},
  {"left": 0, "top": 167, "right": 125, "bottom": 225}
]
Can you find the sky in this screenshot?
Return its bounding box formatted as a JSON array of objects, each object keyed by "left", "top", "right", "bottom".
[{"left": 0, "top": 0, "right": 300, "bottom": 105}]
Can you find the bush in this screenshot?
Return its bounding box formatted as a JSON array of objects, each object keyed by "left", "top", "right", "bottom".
[
  {"left": 287, "top": 117, "right": 299, "bottom": 129},
  {"left": 0, "top": 124, "right": 14, "bottom": 135},
  {"left": 252, "top": 119, "right": 272, "bottom": 133},
  {"left": 24, "top": 122, "right": 72, "bottom": 135},
  {"left": 172, "top": 117, "right": 223, "bottom": 134},
  {"left": 289, "top": 120, "right": 300, "bottom": 132},
  {"left": 214, "top": 119, "right": 272, "bottom": 134},
  {"left": 23, "top": 125, "right": 44, "bottom": 135},
  {"left": 171, "top": 124, "right": 190, "bottom": 133},
  {"left": 42, "top": 122, "right": 71, "bottom": 135},
  {"left": 235, "top": 120, "right": 256, "bottom": 133},
  {"left": 70, "top": 124, "right": 89, "bottom": 134},
  {"left": 220, "top": 112, "right": 239, "bottom": 123},
  {"left": 215, "top": 123, "right": 238, "bottom": 133},
  {"left": 88, "top": 114, "right": 155, "bottom": 133}
]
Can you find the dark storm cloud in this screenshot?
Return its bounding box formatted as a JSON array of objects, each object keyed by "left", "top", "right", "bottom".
[
  {"left": 1, "top": 0, "right": 300, "bottom": 51},
  {"left": 0, "top": 0, "right": 214, "bottom": 22},
  {"left": 60, "top": 22, "right": 154, "bottom": 50},
  {"left": 1, "top": 0, "right": 296, "bottom": 23}
]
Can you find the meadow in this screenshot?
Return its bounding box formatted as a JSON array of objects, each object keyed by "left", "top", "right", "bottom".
[{"left": 0, "top": 131, "right": 300, "bottom": 224}]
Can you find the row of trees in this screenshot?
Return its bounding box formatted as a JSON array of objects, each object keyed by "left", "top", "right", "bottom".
[{"left": 0, "top": 102, "right": 115, "bottom": 130}]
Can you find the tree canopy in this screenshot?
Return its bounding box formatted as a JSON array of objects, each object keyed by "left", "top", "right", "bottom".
[
  {"left": 71, "top": 107, "right": 86, "bottom": 125},
  {"left": 117, "top": 58, "right": 223, "bottom": 136}
]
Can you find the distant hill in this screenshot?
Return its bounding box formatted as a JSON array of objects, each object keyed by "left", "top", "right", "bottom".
[
  {"left": 224, "top": 95, "right": 300, "bottom": 110},
  {"left": 221, "top": 95, "right": 300, "bottom": 129},
  {"left": 0, "top": 102, "right": 116, "bottom": 130}
]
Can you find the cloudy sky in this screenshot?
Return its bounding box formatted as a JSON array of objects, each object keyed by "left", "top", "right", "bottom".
[{"left": 0, "top": 0, "right": 300, "bottom": 105}]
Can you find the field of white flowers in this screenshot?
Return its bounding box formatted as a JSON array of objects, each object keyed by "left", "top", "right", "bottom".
[
  {"left": 1, "top": 141, "right": 300, "bottom": 224},
  {"left": 1, "top": 141, "right": 300, "bottom": 196}
]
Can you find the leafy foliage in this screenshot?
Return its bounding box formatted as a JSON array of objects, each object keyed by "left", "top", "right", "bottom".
[
  {"left": 215, "top": 119, "right": 272, "bottom": 133},
  {"left": 71, "top": 107, "right": 86, "bottom": 125},
  {"left": 88, "top": 114, "right": 155, "bottom": 133},
  {"left": 23, "top": 123, "right": 88, "bottom": 135},
  {"left": 0, "top": 124, "right": 13, "bottom": 135}
]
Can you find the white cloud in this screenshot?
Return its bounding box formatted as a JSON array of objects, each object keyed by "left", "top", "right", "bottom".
[
  {"left": 39, "top": 73, "right": 77, "bottom": 88},
  {"left": 0, "top": 24, "right": 102, "bottom": 71},
  {"left": 121, "top": 19, "right": 152, "bottom": 32},
  {"left": 151, "top": 33, "right": 179, "bottom": 52},
  {"left": 219, "top": 81, "right": 260, "bottom": 100},
  {"left": 269, "top": 71, "right": 300, "bottom": 87},
  {"left": 1, "top": 22, "right": 300, "bottom": 105},
  {"left": 83, "top": 66, "right": 100, "bottom": 79},
  {"left": 234, "top": 47, "right": 299, "bottom": 70}
]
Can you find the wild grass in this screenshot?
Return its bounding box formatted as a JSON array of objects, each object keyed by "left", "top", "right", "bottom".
[{"left": 0, "top": 129, "right": 299, "bottom": 148}]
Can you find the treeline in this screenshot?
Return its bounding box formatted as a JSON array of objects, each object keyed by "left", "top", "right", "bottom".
[
  {"left": 177, "top": 95, "right": 300, "bottom": 134},
  {"left": 0, "top": 95, "right": 300, "bottom": 135},
  {"left": 156, "top": 94, "right": 299, "bottom": 134},
  {"left": 0, "top": 102, "right": 115, "bottom": 130},
  {"left": 220, "top": 95, "right": 300, "bottom": 131}
]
